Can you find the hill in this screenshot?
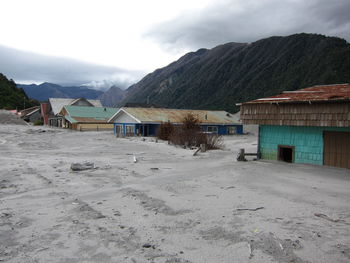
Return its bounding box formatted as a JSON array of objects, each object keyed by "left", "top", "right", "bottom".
[
  {"left": 98, "top": 85, "right": 125, "bottom": 107},
  {"left": 18, "top": 82, "right": 104, "bottom": 102},
  {"left": 119, "top": 33, "right": 350, "bottom": 112},
  {"left": 0, "top": 73, "right": 39, "bottom": 110}
]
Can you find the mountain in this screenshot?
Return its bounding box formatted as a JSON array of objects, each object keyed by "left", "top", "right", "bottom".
[
  {"left": 119, "top": 33, "right": 350, "bottom": 112},
  {"left": 19, "top": 82, "right": 104, "bottom": 102},
  {"left": 98, "top": 85, "right": 125, "bottom": 107},
  {"left": 0, "top": 73, "right": 39, "bottom": 110}
]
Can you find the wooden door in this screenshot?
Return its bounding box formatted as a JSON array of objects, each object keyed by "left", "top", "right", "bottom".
[{"left": 324, "top": 131, "right": 350, "bottom": 169}]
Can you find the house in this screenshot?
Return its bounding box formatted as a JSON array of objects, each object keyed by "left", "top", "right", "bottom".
[
  {"left": 59, "top": 105, "right": 118, "bottom": 131},
  {"left": 108, "top": 107, "right": 243, "bottom": 137},
  {"left": 41, "top": 98, "right": 102, "bottom": 127},
  {"left": 19, "top": 106, "right": 41, "bottom": 123},
  {"left": 239, "top": 84, "right": 350, "bottom": 169}
]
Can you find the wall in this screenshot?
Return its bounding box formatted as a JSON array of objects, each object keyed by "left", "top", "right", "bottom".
[
  {"left": 200, "top": 125, "right": 243, "bottom": 135},
  {"left": 76, "top": 123, "right": 114, "bottom": 131},
  {"left": 260, "top": 125, "right": 350, "bottom": 165},
  {"left": 241, "top": 102, "right": 350, "bottom": 127},
  {"left": 113, "top": 111, "right": 138, "bottom": 124},
  {"left": 72, "top": 100, "right": 94, "bottom": 107},
  {"left": 114, "top": 123, "right": 159, "bottom": 136},
  {"left": 28, "top": 111, "right": 42, "bottom": 123}
]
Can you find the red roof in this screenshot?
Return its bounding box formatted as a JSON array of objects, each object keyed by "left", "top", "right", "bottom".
[{"left": 244, "top": 84, "right": 350, "bottom": 104}]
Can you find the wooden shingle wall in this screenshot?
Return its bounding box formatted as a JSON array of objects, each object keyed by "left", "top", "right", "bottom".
[{"left": 241, "top": 102, "right": 350, "bottom": 127}]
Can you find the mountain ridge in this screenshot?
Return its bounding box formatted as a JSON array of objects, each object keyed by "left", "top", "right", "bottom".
[
  {"left": 98, "top": 85, "right": 126, "bottom": 107},
  {"left": 0, "top": 73, "right": 39, "bottom": 110},
  {"left": 18, "top": 82, "right": 104, "bottom": 102},
  {"left": 119, "top": 33, "right": 350, "bottom": 112}
]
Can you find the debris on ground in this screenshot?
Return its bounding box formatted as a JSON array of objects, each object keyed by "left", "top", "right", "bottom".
[
  {"left": 248, "top": 243, "right": 253, "bottom": 258},
  {"left": 70, "top": 162, "right": 95, "bottom": 171},
  {"left": 237, "top": 207, "right": 265, "bottom": 211},
  {"left": 193, "top": 148, "right": 201, "bottom": 156},
  {"left": 142, "top": 243, "right": 156, "bottom": 249},
  {"left": 314, "top": 213, "right": 345, "bottom": 223}
]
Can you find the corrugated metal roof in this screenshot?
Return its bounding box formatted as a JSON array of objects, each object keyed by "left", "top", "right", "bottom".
[
  {"left": 19, "top": 106, "right": 40, "bottom": 117},
  {"left": 111, "top": 107, "right": 240, "bottom": 124},
  {"left": 243, "top": 84, "right": 350, "bottom": 104},
  {"left": 49, "top": 98, "right": 102, "bottom": 115},
  {"left": 63, "top": 105, "right": 118, "bottom": 123},
  {"left": 64, "top": 115, "right": 77, "bottom": 124}
]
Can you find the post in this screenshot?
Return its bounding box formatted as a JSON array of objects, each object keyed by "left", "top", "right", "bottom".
[
  {"left": 200, "top": 143, "right": 206, "bottom": 152},
  {"left": 237, "top": 148, "right": 246, "bottom": 161}
]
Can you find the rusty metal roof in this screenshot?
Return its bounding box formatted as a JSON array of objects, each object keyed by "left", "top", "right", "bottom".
[
  {"left": 109, "top": 107, "right": 240, "bottom": 124},
  {"left": 243, "top": 84, "right": 350, "bottom": 104}
]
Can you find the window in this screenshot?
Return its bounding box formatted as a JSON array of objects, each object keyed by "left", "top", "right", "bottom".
[
  {"left": 115, "top": 125, "right": 123, "bottom": 137},
  {"left": 125, "top": 125, "right": 135, "bottom": 136},
  {"left": 228, "top": 126, "right": 237, "bottom": 134},
  {"left": 207, "top": 126, "right": 218, "bottom": 133}
]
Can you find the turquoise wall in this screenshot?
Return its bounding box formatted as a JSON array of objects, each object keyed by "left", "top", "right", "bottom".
[{"left": 259, "top": 125, "right": 350, "bottom": 165}]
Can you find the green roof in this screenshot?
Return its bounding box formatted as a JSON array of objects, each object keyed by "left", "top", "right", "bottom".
[{"left": 63, "top": 105, "right": 118, "bottom": 123}]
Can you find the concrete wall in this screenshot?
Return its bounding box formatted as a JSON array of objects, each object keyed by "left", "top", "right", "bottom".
[{"left": 259, "top": 125, "right": 350, "bottom": 165}]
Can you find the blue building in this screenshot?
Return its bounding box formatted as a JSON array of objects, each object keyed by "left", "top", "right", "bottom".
[
  {"left": 108, "top": 107, "right": 243, "bottom": 137},
  {"left": 240, "top": 84, "right": 350, "bottom": 169}
]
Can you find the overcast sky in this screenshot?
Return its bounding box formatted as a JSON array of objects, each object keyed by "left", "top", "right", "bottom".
[{"left": 0, "top": 0, "right": 349, "bottom": 90}]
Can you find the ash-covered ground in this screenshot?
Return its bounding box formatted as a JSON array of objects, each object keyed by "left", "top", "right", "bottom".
[{"left": 0, "top": 122, "right": 349, "bottom": 263}]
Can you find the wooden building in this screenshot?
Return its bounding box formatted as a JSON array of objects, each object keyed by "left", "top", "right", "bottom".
[
  {"left": 59, "top": 105, "right": 118, "bottom": 131},
  {"left": 41, "top": 98, "right": 102, "bottom": 127},
  {"left": 108, "top": 107, "right": 242, "bottom": 137},
  {"left": 19, "top": 106, "right": 41, "bottom": 123},
  {"left": 240, "top": 84, "right": 350, "bottom": 169}
]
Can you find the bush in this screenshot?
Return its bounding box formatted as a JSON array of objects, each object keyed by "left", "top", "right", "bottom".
[
  {"left": 158, "top": 113, "right": 223, "bottom": 150},
  {"left": 169, "top": 113, "right": 201, "bottom": 147},
  {"left": 205, "top": 133, "right": 223, "bottom": 150},
  {"left": 157, "top": 122, "right": 175, "bottom": 140},
  {"left": 33, "top": 119, "right": 43, "bottom": 126}
]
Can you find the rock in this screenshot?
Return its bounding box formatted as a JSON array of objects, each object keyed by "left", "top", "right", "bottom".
[
  {"left": 70, "top": 162, "right": 94, "bottom": 171},
  {"left": 142, "top": 243, "right": 152, "bottom": 248}
]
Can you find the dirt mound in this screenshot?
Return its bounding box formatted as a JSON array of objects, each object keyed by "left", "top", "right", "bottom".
[{"left": 0, "top": 110, "right": 27, "bottom": 125}]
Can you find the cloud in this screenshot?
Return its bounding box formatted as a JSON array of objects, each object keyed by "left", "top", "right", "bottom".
[
  {"left": 146, "top": 0, "right": 350, "bottom": 52},
  {"left": 0, "top": 45, "right": 145, "bottom": 90}
]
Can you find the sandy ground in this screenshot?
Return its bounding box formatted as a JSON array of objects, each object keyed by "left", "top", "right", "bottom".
[
  {"left": 0, "top": 110, "right": 27, "bottom": 125},
  {"left": 0, "top": 124, "right": 349, "bottom": 263}
]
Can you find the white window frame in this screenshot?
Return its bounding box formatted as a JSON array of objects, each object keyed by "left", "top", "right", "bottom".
[
  {"left": 207, "top": 126, "right": 218, "bottom": 134},
  {"left": 115, "top": 124, "right": 123, "bottom": 136},
  {"left": 228, "top": 126, "right": 237, "bottom": 135},
  {"left": 125, "top": 125, "right": 135, "bottom": 136}
]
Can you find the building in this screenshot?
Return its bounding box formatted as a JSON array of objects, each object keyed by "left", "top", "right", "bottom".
[
  {"left": 19, "top": 106, "right": 41, "bottom": 123},
  {"left": 41, "top": 98, "right": 102, "bottom": 127},
  {"left": 108, "top": 107, "right": 242, "bottom": 137},
  {"left": 240, "top": 84, "right": 350, "bottom": 169},
  {"left": 59, "top": 105, "right": 118, "bottom": 131}
]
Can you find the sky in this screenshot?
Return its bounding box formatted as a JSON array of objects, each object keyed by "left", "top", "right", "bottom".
[{"left": 0, "top": 0, "right": 349, "bottom": 90}]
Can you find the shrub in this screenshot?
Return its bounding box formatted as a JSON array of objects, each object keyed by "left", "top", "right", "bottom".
[
  {"left": 205, "top": 133, "right": 223, "bottom": 150},
  {"left": 160, "top": 113, "right": 223, "bottom": 150},
  {"left": 157, "top": 122, "right": 175, "bottom": 140},
  {"left": 33, "top": 119, "right": 43, "bottom": 126}
]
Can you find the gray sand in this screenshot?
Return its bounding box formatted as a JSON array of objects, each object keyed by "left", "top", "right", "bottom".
[{"left": 0, "top": 124, "right": 349, "bottom": 263}]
